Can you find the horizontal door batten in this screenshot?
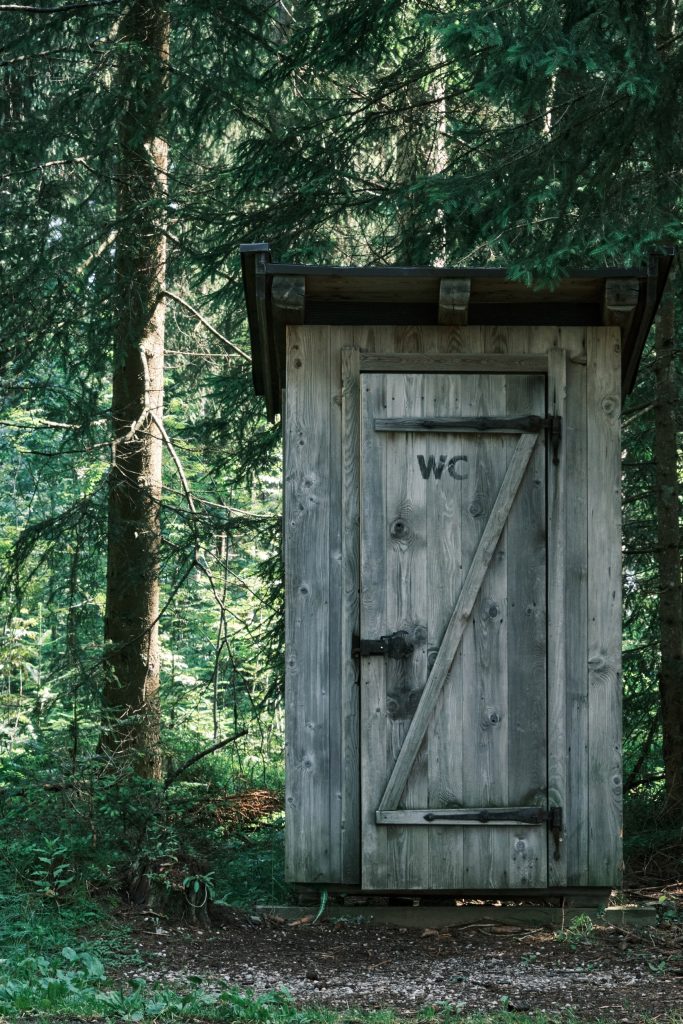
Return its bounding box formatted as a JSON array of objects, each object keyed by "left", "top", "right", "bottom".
[
  {"left": 377, "top": 807, "right": 549, "bottom": 826},
  {"left": 374, "top": 415, "right": 548, "bottom": 434}
]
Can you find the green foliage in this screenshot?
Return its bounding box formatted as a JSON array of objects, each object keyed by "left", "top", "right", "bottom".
[
  {"left": 217, "top": 823, "right": 290, "bottom": 909},
  {"left": 624, "top": 789, "right": 683, "bottom": 880},
  {"left": 0, "top": 946, "right": 305, "bottom": 1021},
  {"left": 555, "top": 913, "right": 596, "bottom": 950}
]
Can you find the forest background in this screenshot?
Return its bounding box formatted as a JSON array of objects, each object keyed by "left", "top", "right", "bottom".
[{"left": 0, "top": 0, "right": 682, "bottom": 1019}]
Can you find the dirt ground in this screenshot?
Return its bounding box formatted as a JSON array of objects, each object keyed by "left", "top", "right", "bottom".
[{"left": 123, "top": 902, "right": 683, "bottom": 1022}]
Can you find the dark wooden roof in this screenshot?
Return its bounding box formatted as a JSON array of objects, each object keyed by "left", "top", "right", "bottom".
[{"left": 240, "top": 244, "right": 674, "bottom": 420}]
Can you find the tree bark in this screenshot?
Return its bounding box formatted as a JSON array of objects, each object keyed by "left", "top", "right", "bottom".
[
  {"left": 100, "top": 0, "right": 169, "bottom": 779},
  {"left": 653, "top": 278, "right": 683, "bottom": 812}
]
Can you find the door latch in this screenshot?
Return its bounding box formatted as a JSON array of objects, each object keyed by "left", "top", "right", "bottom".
[{"left": 352, "top": 630, "right": 414, "bottom": 659}]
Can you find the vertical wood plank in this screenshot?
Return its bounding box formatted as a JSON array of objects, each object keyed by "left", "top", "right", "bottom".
[
  {"left": 340, "top": 344, "right": 361, "bottom": 883},
  {"left": 327, "top": 329, "right": 344, "bottom": 883},
  {"left": 360, "top": 371, "right": 389, "bottom": 890},
  {"left": 424, "top": 371, "right": 465, "bottom": 889},
  {"left": 425, "top": 327, "right": 481, "bottom": 889},
  {"left": 546, "top": 347, "right": 567, "bottom": 886},
  {"left": 358, "top": 328, "right": 396, "bottom": 890},
  {"left": 565, "top": 343, "right": 589, "bottom": 885},
  {"left": 385, "top": 338, "right": 430, "bottom": 889},
  {"left": 460, "top": 368, "right": 508, "bottom": 888},
  {"left": 284, "top": 326, "right": 331, "bottom": 883},
  {"left": 587, "top": 326, "right": 623, "bottom": 887}
]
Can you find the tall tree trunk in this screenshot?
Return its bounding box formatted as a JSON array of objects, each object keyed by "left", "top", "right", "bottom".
[
  {"left": 100, "top": 0, "right": 169, "bottom": 779},
  {"left": 654, "top": 278, "right": 683, "bottom": 812}
]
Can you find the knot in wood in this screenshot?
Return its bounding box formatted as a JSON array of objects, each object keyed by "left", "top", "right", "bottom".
[
  {"left": 601, "top": 394, "right": 618, "bottom": 417},
  {"left": 390, "top": 517, "right": 408, "bottom": 539}
]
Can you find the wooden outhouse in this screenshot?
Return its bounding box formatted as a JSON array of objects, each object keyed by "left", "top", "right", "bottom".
[{"left": 241, "top": 245, "right": 673, "bottom": 898}]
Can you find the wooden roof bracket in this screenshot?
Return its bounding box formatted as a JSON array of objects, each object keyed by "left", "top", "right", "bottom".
[
  {"left": 438, "top": 278, "right": 471, "bottom": 325},
  {"left": 602, "top": 277, "right": 639, "bottom": 336},
  {"left": 272, "top": 274, "right": 306, "bottom": 322}
]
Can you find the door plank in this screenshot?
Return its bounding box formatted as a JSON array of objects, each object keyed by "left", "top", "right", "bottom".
[
  {"left": 378, "top": 429, "right": 539, "bottom": 814},
  {"left": 460, "top": 361, "right": 508, "bottom": 888},
  {"left": 423, "top": 371, "right": 465, "bottom": 888},
  {"left": 565, "top": 350, "right": 589, "bottom": 885},
  {"left": 327, "top": 329, "right": 344, "bottom": 883},
  {"left": 374, "top": 415, "right": 547, "bottom": 433},
  {"left": 505, "top": 369, "right": 548, "bottom": 887},
  {"left": 384, "top": 364, "right": 430, "bottom": 888}
]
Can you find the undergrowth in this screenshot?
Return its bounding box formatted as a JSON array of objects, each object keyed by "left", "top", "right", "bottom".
[
  {"left": 623, "top": 791, "right": 683, "bottom": 884},
  {"left": 1, "top": 740, "right": 682, "bottom": 1024}
]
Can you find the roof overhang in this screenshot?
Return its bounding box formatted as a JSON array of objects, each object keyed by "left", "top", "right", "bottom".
[{"left": 240, "top": 243, "right": 674, "bottom": 421}]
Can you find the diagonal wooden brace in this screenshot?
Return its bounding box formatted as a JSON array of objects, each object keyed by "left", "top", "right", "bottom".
[{"left": 377, "top": 431, "right": 539, "bottom": 813}]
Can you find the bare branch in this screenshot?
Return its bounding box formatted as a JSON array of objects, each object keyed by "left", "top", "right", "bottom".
[
  {"left": 164, "top": 730, "right": 248, "bottom": 789},
  {"left": 163, "top": 485, "right": 278, "bottom": 520},
  {"left": 622, "top": 402, "right": 656, "bottom": 427},
  {"left": 0, "top": 1, "right": 118, "bottom": 13},
  {"left": 148, "top": 410, "right": 196, "bottom": 518},
  {"left": 163, "top": 289, "right": 251, "bottom": 362},
  {"left": 77, "top": 230, "right": 116, "bottom": 276},
  {"left": 0, "top": 417, "right": 105, "bottom": 430}
]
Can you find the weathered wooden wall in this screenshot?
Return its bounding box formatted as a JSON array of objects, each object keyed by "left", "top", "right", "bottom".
[{"left": 284, "top": 324, "right": 622, "bottom": 890}]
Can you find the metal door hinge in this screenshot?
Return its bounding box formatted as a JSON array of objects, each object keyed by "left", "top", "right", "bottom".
[
  {"left": 423, "top": 807, "right": 550, "bottom": 825},
  {"left": 547, "top": 415, "right": 562, "bottom": 465},
  {"left": 419, "top": 804, "right": 564, "bottom": 860}
]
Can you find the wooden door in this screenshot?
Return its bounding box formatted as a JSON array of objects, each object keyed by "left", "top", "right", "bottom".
[{"left": 360, "top": 372, "right": 550, "bottom": 890}]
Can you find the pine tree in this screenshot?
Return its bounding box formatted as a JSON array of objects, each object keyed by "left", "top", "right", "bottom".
[{"left": 98, "top": 0, "right": 170, "bottom": 778}]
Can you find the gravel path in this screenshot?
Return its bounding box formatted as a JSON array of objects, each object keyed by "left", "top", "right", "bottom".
[{"left": 123, "top": 906, "right": 683, "bottom": 1021}]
